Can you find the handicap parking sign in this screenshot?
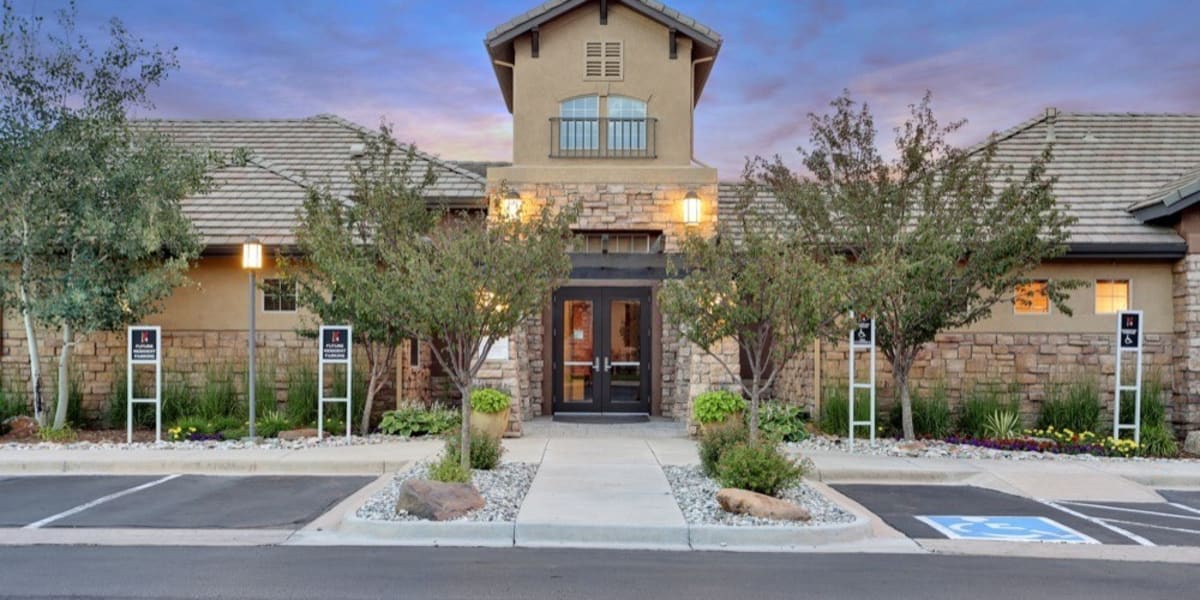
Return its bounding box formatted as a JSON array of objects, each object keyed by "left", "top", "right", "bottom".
[{"left": 916, "top": 516, "right": 1098, "bottom": 544}]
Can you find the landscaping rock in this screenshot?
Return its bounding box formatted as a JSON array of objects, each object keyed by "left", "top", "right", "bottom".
[
  {"left": 892, "top": 441, "right": 927, "bottom": 456},
  {"left": 716, "top": 488, "right": 812, "bottom": 522},
  {"left": 395, "top": 478, "right": 485, "bottom": 521},
  {"left": 1185, "top": 431, "right": 1200, "bottom": 456},
  {"left": 277, "top": 428, "right": 319, "bottom": 441},
  {"left": 3, "top": 416, "right": 39, "bottom": 439}
]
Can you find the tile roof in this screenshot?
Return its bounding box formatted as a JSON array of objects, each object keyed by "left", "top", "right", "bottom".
[
  {"left": 485, "top": 0, "right": 721, "bottom": 48},
  {"left": 721, "top": 111, "right": 1200, "bottom": 255},
  {"left": 138, "top": 114, "right": 486, "bottom": 247}
]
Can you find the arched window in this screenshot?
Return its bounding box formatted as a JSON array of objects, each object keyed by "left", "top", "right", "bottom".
[
  {"left": 607, "top": 96, "right": 646, "bottom": 151},
  {"left": 559, "top": 95, "right": 599, "bottom": 151}
]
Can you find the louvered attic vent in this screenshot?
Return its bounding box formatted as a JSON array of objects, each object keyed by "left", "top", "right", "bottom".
[{"left": 585, "top": 41, "right": 622, "bottom": 81}]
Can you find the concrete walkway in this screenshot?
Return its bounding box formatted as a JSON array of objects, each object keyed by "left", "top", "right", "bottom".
[{"left": 515, "top": 438, "right": 688, "bottom": 549}]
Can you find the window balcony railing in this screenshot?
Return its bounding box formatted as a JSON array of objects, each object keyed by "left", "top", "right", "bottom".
[{"left": 549, "top": 117, "right": 657, "bottom": 159}]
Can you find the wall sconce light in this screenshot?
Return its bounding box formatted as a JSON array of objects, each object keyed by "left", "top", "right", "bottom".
[
  {"left": 682, "top": 190, "right": 701, "bottom": 226},
  {"left": 502, "top": 190, "right": 523, "bottom": 220}
]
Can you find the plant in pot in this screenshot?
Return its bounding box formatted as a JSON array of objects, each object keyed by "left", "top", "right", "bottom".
[
  {"left": 469, "top": 388, "right": 512, "bottom": 439},
  {"left": 693, "top": 390, "right": 747, "bottom": 433}
]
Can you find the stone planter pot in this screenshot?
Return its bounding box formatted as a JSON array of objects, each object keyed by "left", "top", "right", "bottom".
[
  {"left": 699, "top": 411, "right": 744, "bottom": 435},
  {"left": 471, "top": 407, "right": 511, "bottom": 439}
]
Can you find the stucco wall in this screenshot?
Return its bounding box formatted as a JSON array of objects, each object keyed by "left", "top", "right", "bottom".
[{"left": 510, "top": 2, "right": 697, "bottom": 167}]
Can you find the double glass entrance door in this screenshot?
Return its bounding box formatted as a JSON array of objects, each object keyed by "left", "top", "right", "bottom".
[{"left": 553, "top": 287, "right": 651, "bottom": 414}]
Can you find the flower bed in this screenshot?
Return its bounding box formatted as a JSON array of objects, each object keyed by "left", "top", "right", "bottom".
[{"left": 945, "top": 428, "right": 1140, "bottom": 458}]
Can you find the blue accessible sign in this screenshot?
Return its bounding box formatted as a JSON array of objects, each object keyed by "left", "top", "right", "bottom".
[{"left": 916, "top": 516, "right": 1098, "bottom": 544}]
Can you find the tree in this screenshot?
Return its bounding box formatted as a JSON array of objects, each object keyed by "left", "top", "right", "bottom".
[
  {"left": 660, "top": 196, "right": 862, "bottom": 442},
  {"left": 284, "top": 125, "right": 437, "bottom": 435},
  {"left": 387, "top": 201, "right": 575, "bottom": 471},
  {"left": 752, "top": 92, "right": 1076, "bottom": 439},
  {"left": 0, "top": 2, "right": 210, "bottom": 428}
]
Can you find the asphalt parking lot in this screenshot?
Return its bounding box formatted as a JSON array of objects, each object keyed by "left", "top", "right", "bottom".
[
  {"left": 834, "top": 484, "right": 1200, "bottom": 547},
  {"left": 0, "top": 475, "right": 374, "bottom": 529}
]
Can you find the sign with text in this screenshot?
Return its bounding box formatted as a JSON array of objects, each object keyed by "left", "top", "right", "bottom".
[
  {"left": 853, "top": 317, "right": 874, "bottom": 348},
  {"left": 1118, "top": 311, "right": 1141, "bottom": 350},
  {"left": 321, "top": 327, "right": 351, "bottom": 362},
  {"left": 129, "top": 327, "right": 160, "bottom": 363}
]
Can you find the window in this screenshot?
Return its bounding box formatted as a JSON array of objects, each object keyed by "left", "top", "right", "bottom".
[
  {"left": 570, "top": 231, "right": 661, "bottom": 254},
  {"left": 409, "top": 339, "right": 420, "bottom": 368},
  {"left": 262, "top": 278, "right": 297, "bottom": 312},
  {"left": 559, "top": 95, "right": 599, "bottom": 150},
  {"left": 607, "top": 96, "right": 647, "bottom": 151},
  {"left": 584, "top": 41, "right": 622, "bottom": 81},
  {"left": 1014, "top": 280, "right": 1050, "bottom": 315},
  {"left": 1095, "top": 280, "right": 1130, "bottom": 314}
]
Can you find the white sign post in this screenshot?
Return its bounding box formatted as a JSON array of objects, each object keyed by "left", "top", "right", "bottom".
[
  {"left": 127, "top": 326, "right": 162, "bottom": 444},
  {"left": 1113, "top": 310, "right": 1143, "bottom": 444},
  {"left": 318, "top": 325, "right": 353, "bottom": 441},
  {"left": 848, "top": 315, "right": 876, "bottom": 449}
]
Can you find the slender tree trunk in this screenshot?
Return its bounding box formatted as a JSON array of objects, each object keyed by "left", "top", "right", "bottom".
[
  {"left": 748, "top": 368, "right": 762, "bottom": 444},
  {"left": 360, "top": 343, "right": 396, "bottom": 436},
  {"left": 894, "top": 353, "right": 914, "bottom": 440},
  {"left": 458, "top": 380, "right": 472, "bottom": 472},
  {"left": 18, "top": 283, "right": 43, "bottom": 426},
  {"left": 53, "top": 323, "right": 73, "bottom": 430}
]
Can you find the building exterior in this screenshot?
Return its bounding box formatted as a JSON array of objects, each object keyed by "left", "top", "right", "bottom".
[{"left": 4, "top": 0, "right": 1200, "bottom": 437}]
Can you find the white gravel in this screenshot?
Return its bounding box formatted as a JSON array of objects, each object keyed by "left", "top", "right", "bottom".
[
  {"left": 0, "top": 433, "right": 422, "bottom": 452},
  {"left": 357, "top": 461, "right": 538, "bottom": 523},
  {"left": 663, "top": 465, "right": 855, "bottom": 527},
  {"left": 790, "top": 434, "right": 1199, "bottom": 463}
]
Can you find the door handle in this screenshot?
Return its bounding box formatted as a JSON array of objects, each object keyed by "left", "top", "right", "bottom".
[
  {"left": 603, "top": 357, "right": 611, "bottom": 372},
  {"left": 592, "top": 357, "right": 600, "bottom": 372}
]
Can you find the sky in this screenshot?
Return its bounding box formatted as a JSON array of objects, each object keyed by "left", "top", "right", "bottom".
[{"left": 11, "top": 0, "right": 1198, "bottom": 175}]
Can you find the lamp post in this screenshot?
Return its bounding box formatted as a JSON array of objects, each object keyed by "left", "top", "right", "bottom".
[
  {"left": 502, "top": 190, "right": 523, "bottom": 221},
  {"left": 242, "top": 238, "right": 263, "bottom": 440}
]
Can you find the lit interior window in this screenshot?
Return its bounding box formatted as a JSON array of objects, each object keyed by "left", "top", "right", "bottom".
[
  {"left": 1095, "top": 280, "right": 1130, "bottom": 314},
  {"left": 1014, "top": 281, "right": 1050, "bottom": 315}
]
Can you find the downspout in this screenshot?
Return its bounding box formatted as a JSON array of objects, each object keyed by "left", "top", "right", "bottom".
[{"left": 690, "top": 56, "right": 715, "bottom": 167}]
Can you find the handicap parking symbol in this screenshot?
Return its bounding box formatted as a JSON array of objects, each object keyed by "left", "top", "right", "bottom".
[{"left": 916, "top": 516, "right": 1099, "bottom": 544}]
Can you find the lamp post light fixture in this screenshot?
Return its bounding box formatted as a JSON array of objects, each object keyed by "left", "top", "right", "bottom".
[
  {"left": 682, "top": 189, "right": 701, "bottom": 226},
  {"left": 242, "top": 238, "right": 263, "bottom": 440},
  {"left": 502, "top": 190, "right": 523, "bottom": 221}
]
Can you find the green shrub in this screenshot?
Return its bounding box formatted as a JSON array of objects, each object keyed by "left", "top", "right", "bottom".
[
  {"left": 958, "top": 381, "right": 1020, "bottom": 438},
  {"left": 321, "top": 417, "right": 346, "bottom": 436},
  {"left": 327, "top": 365, "right": 368, "bottom": 431},
  {"left": 469, "top": 388, "right": 511, "bottom": 414},
  {"left": 252, "top": 360, "right": 279, "bottom": 414},
  {"left": 982, "top": 409, "right": 1022, "bottom": 440},
  {"left": 254, "top": 410, "right": 293, "bottom": 439},
  {"left": 379, "top": 403, "right": 460, "bottom": 437},
  {"left": 0, "top": 384, "right": 28, "bottom": 435},
  {"left": 1127, "top": 372, "right": 1177, "bottom": 457},
  {"left": 285, "top": 365, "right": 319, "bottom": 426},
  {"left": 428, "top": 455, "right": 472, "bottom": 484},
  {"left": 445, "top": 429, "right": 505, "bottom": 470},
  {"left": 197, "top": 365, "right": 241, "bottom": 420},
  {"left": 818, "top": 382, "right": 874, "bottom": 436},
  {"left": 715, "top": 442, "right": 803, "bottom": 497},
  {"left": 38, "top": 424, "right": 77, "bottom": 443},
  {"left": 887, "top": 384, "right": 952, "bottom": 438},
  {"left": 105, "top": 366, "right": 162, "bottom": 428},
  {"left": 1037, "top": 376, "right": 1102, "bottom": 434},
  {"left": 758, "top": 401, "right": 809, "bottom": 443},
  {"left": 1138, "top": 425, "right": 1178, "bottom": 458},
  {"left": 693, "top": 390, "right": 746, "bottom": 424},
  {"left": 698, "top": 423, "right": 749, "bottom": 477}
]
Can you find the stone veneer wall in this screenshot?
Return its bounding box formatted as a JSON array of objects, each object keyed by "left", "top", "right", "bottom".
[
  {"left": 773, "top": 332, "right": 1177, "bottom": 428},
  {"left": 0, "top": 328, "right": 397, "bottom": 423},
  {"left": 1173, "top": 255, "right": 1200, "bottom": 431}
]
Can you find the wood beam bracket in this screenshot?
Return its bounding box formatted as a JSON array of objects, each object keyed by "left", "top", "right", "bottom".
[
  {"left": 531, "top": 27, "right": 540, "bottom": 58},
  {"left": 669, "top": 29, "right": 678, "bottom": 59},
  {"left": 600, "top": 0, "right": 608, "bottom": 25}
]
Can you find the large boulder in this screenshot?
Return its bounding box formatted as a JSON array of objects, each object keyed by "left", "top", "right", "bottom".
[
  {"left": 3, "top": 416, "right": 39, "bottom": 439},
  {"left": 1184, "top": 431, "right": 1200, "bottom": 456},
  {"left": 717, "top": 488, "right": 811, "bottom": 522},
  {"left": 396, "top": 478, "right": 484, "bottom": 521}
]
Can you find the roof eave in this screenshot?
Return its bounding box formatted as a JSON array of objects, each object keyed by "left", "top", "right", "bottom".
[
  {"left": 1130, "top": 188, "right": 1200, "bottom": 224},
  {"left": 1064, "top": 241, "right": 1187, "bottom": 260}
]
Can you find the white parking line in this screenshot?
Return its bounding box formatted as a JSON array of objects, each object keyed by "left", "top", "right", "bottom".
[
  {"left": 1168, "top": 502, "right": 1200, "bottom": 517},
  {"left": 1039, "top": 499, "right": 1156, "bottom": 547},
  {"left": 22, "top": 475, "right": 180, "bottom": 529},
  {"left": 1096, "top": 517, "right": 1200, "bottom": 536},
  {"left": 1056, "top": 500, "right": 1200, "bottom": 522}
]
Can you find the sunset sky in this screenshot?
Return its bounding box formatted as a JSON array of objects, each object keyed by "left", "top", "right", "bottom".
[{"left": 15, "top": 0, "right": 1197, "bottom": 175}]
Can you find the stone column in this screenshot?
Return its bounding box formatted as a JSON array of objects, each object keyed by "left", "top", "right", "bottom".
[{"left": 1173, "top": 255, "right": 1200, "bottom": 432}]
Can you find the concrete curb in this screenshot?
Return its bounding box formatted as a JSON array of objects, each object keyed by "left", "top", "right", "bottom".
[
  {"left": 814, "top": 467, "right": 978, "bottom": 483},
  {"left": 515, "top": 521, "right": 690, "bottom": 551},
  {"left": 688, "top": 516, "right": 872, "bottom": 552},
  {"left": 0, "top": 457, "right": 413, "bottom": 476},
  {"left": 338, "top": 514, "right": 515, "bottom": 548}
]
